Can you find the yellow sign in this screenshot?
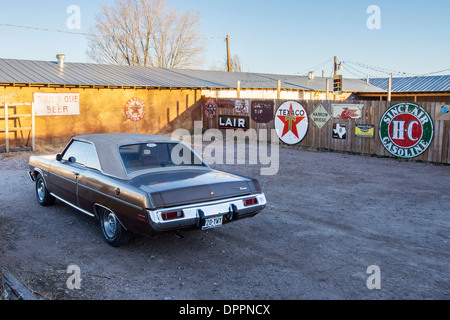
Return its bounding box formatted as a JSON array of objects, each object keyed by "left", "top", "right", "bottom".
[{"left": 355, "top": 124, "right": 375, "bottom": 138}]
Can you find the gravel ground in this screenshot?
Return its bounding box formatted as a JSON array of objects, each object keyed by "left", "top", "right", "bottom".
[{"left": 0, "top": 145, "right": 449, "bottom": 300}]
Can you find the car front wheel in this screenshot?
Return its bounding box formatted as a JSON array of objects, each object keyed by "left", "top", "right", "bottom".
[{"left": 100, "top": 208, "right": 131, "bottom": 247}]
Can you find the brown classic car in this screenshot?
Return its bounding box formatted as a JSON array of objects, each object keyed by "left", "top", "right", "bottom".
[{"left": 28, "top": 133, "right": 266, "bottom": 247}]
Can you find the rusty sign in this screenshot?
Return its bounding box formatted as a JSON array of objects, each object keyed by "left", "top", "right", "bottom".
[{"left": 251, "top": 100, "right": 274, "bottom": 123}]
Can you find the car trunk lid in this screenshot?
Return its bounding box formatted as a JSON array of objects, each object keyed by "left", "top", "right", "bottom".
[{"left": 129, "top": 168, "right": 253, "bottom": 208}]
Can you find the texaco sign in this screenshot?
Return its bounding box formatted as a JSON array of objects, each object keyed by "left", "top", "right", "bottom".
[
  {"left": 379, "top": 102, "right": 434, "bottom": 159},
  {"left": 275, "top": 101, "right": 308, "bottom": 145},
  {"left": 125, "top": 97, "right": 146, "bottom": 122}
]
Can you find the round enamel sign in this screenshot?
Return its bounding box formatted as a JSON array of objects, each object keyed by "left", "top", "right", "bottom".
[
  {"left": 379, "top": 102, "right": 434, "bottom": 158},
  {"left": 275, "top": 101, "right": 309, "bottom": 144},
  {"left": 204, "top": 98, "right": 217, "bottom": 119},
  {"left": 125, "top": 97, "right": 146, "bottom": 122}
]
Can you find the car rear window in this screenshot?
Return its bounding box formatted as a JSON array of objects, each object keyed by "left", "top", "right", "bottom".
[{"left": 119, "top": 142, "right": 205, "bottom": 174}]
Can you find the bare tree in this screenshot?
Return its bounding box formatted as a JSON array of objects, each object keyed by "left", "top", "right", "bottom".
[
  {"left": 210, "top": 54, "right": 245, "bottom": 72},
  {"left": 87, "top": 0, "right": 203, "bottom": 68},
  {"left": 229, "top": 54, "right": 244, "bottom": 72}
]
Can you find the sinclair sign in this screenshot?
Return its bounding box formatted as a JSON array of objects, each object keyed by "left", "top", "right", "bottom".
[{"left": 379, "top": 102, "right": 434, "bottom": 159}]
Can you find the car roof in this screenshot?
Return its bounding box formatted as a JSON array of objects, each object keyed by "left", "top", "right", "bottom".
[{"left": 73, "top": 133, "right": 176, "bottom": 179}]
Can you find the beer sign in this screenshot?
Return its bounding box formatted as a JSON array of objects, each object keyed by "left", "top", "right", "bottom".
[
  {"left": 33, "top": 92, "right": 80, "bottom": 116},
  {"left": 379, "top": 103, "right": 434, "bottom": 159}
]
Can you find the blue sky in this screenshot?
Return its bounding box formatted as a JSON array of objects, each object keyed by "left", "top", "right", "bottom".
[{"left": 0, "top": 0, "right": 449, "bottom": 78}]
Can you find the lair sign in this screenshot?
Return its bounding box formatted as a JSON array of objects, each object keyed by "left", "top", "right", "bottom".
[
  {"left": 33, "top": 93, "right": 80, "bottom": 116},
  {"left": 218, "top": 115, "right": 249, "bottom": 130},
  {"left": 379, "top": 102, "right": 434, "bottom": 159}
]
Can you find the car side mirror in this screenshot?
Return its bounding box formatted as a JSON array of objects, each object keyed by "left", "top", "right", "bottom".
[{"left": 56, "top": 154, "right": 62, "bottom": 161}]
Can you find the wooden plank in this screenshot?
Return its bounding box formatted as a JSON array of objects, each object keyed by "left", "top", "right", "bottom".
[
  {"left": 5, "top": 102, "right": 9, "bottom": 153},
  {"left": 442, "top": 118, "right": 449, "bottom": 164},
  {"left": 447, "top": 122, "right": 450, "bottom": 164},
  {"left": 1, "top": 266, "right": 36, "bottom": 300},
  {"left": 32, "top": 102, "right": 35, "bottom": 152},
  {"left": 0, "top": 114, "right": 32, "bottom": 119}
]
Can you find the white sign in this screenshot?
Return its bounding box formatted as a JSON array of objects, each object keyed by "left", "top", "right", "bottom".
[
  {"left": 275, "top": 101, "right": 308, "bottom": 145},
  {"left": 332, "top": 104, "right": 363, "bottom": 119},
  {"left": 33, "top": 93, "right": 80, "bottom": 116}
]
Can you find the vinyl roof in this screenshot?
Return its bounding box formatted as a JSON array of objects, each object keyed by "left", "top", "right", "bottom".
[
  {"left": 75, "top": 133, "right": 176, "bottom": 179},
  {"left": 0, "top": 58, "right": 383, "bottom": 93},
  {"left": 368, "top": 75, "right": 450, "bottom": 93}
]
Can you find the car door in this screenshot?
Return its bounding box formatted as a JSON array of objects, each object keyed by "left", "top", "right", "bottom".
[
  {"left": 49, "top": 140, "right": 90, "bottom": 206},
  {"left": 77, "top": 143, "right": 104, "bottom": 213}
]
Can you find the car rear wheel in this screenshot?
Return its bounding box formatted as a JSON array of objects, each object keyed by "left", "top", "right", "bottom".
[
  {"left": 100, "top": 208, "right": 131, "bottom": 247},
  {"left": 35, "top": 174, "right": 55, "bottom": 206}
]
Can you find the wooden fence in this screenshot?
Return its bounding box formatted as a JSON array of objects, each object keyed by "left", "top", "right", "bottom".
[
  {"left": 0, "top": 102, "right": 35, "bottom": 153},
  {"left": 202, "top": 98, "right": 450, "bottom": 164}
]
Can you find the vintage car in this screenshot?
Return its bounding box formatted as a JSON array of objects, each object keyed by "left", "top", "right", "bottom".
[{"left": 28, "top": 133, "right": 266, "bottom": 247}]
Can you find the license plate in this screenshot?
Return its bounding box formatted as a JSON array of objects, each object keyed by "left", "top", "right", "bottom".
[{"left": 202, "top": 216, "right": 223, "bottom": 230}]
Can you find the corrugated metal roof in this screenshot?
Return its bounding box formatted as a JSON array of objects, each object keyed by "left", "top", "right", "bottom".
[
  {"left": 368, "top": 75, "right": 450, "bottom": 92},
  {"left": 0, "top": 58, "right": 383, "bottom": 93}
]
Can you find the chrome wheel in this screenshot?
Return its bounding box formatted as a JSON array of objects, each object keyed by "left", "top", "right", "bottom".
[
  {"left": 99, "top": 208, "right": 132, "bottom": 247},
  {"left": 35, "top": 175, "right": 55, "bottom": 206},
  {"left": 37, "top": 179, "right": 45, "bottom": 201},
  {"left": 102, "top": 211, "right": 118, "bottom": 239}
]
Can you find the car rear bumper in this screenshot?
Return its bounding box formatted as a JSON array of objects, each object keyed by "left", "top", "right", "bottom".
[{"left": 146, "top": 193, "right": 266, "bottom": 232}]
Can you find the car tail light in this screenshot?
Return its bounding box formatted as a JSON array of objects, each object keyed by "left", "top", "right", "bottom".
[
  {"left": 243, "top": 197, "right": 258, "bottom": 206},
  {"left": 161, "top": 210, "right": 184, "bottom": 221}
]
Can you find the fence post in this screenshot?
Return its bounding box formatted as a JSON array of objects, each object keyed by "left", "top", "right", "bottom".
[
  {"left": 31, "top": 102, "right": 36, "bottom": 152},
  {"left": 4, "top": 103, "right": 9, "bottom": 153}
]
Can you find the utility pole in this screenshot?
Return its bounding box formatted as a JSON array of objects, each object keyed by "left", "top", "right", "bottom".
[
  {"left": 226, "top": 35, "right": 231, "bottom": 72},
  {"left": 334, "top": 56, "right": 338, "bottom": 76}
]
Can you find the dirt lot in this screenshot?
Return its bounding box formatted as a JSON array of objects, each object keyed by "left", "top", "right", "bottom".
[{"left": 0, "top": 145, "right": 449, "bottom": 300}]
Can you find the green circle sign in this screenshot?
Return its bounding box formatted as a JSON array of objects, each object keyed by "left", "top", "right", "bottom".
[{"left": 379, "top": 102, "right": 434, "bottom": 159}]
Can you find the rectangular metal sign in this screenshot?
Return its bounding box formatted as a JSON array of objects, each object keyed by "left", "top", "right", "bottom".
[
  {"left": 332, "top": 104, "right": 363, "bottom": 119},
  {"left": 218, "top": 115, "right": 249, "bottom": 130},
  {"left": 33, "top": 93, "right": 80, "bottom": 116},
  {"left": 355, "top": 124, "right": 375, "bottom": 138}
]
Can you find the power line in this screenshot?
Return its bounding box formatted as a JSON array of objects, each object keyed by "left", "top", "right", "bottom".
[
  {"left": 344, "top": 60, "right": 419, "bottom": 77},
  {"left": 418, "top": 68, "right": 450, "bottom": 76},
  {"left": 298, "top": 57, "right": 334, "bottom": 76},
  {"left": 341, "top": 63, "right": 368, "bottom": 79},
  {"left": 0, "top": 23, "right": 95, "bottom": 36},
  {"left": 0, "top": 23, "right": 226, "bottom": 41}
]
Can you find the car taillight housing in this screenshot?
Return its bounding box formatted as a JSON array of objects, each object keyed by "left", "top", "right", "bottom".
[
  {"left": 243, "top": 197, "right": 258, "bottom": 206},
  {"left": 161, "top": 210, "right": 184, "bottom": 221}
]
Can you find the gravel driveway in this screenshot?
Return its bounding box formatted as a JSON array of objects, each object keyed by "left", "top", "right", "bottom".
[{"left": 0, "top": 145, "right": 449, "bottom": 300}]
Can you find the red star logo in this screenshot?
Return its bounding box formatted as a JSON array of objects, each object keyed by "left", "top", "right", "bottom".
[{"left": 277, "top": 104, "right": 305, "bottom": 139}]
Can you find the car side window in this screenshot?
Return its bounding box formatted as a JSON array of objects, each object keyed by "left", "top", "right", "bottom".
[
  {"left": 62, "top": 140, "right": 91, "bottom": 165},
  {"left": 85, "top": 145, "right": 102, "bottom": 171}
]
